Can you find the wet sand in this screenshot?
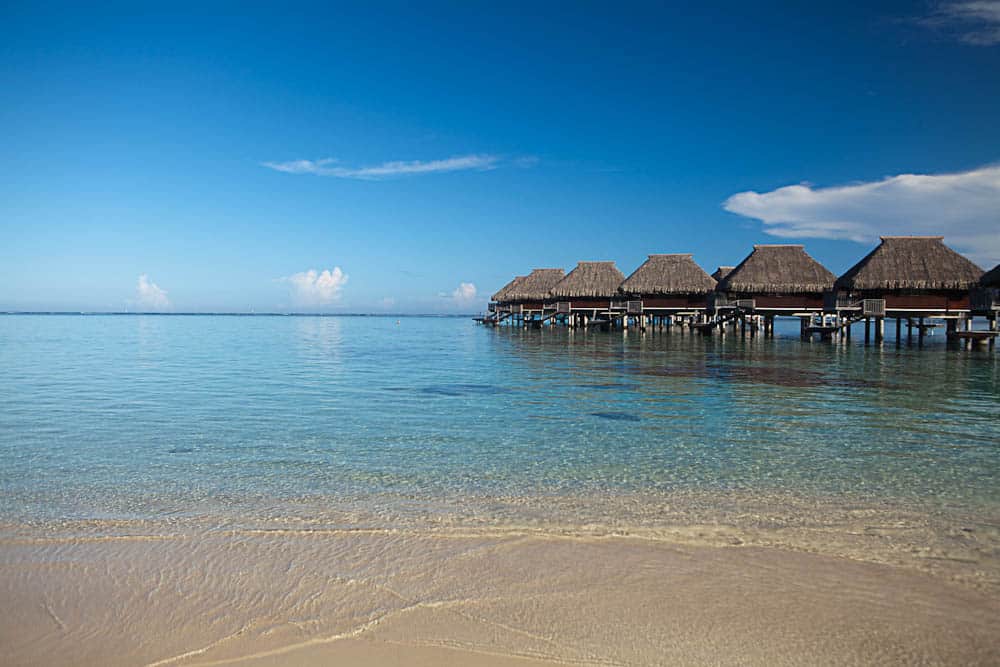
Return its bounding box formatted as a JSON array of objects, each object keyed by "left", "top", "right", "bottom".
[{"left": 3, "top": 513, "right": 999, "bottom": 666}]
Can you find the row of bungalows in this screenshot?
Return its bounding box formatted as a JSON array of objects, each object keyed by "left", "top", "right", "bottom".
[
  {"left": 491, "top": 256, "right": 719, "bottom": 326},
  {"left": 485, "top": 236, "right": 1000, "bottom": 341}
]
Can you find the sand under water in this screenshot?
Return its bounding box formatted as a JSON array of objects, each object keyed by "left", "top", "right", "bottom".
[{"left": 3, "top": 490, "right": 1000, "bottom": 666}]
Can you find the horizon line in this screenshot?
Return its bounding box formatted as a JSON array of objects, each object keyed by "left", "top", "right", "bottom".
[{"left": 0, "top": 311, "right": 478, "bottom": 318}]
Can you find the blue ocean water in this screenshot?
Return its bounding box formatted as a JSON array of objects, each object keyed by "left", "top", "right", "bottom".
[{"left": 1, "top": 314, "right": 997, "bottom": 522}]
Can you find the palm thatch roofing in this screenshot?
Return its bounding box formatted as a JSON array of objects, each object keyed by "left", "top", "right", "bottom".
[
  {"left": 491, "top": 275, "right": 525, "bottom": 302},
  {"left": 717, "top": 245, "right": 835, "bottom": 295},
  {"left": 619, "top": 254, "right": 716, "bottom": 296},
  {"left": 711, "top": 266, "right": 735, "bottom": 282},
  {"left": 504, "top": 268, "right": 565, "bottom": 301},
  {"left": 835, "top": 237, "right": 983, "bottom": 291},
  {"left": 982, "top": 263, "right": 1000, "bottom": 288},
  {"left": 549, "top": 261, "right": 626, "bottom": 299}
]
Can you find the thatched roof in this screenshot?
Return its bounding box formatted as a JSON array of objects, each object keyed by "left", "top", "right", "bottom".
[
  {"left": 491, "top": 275, "right": 525, "bottom": 302},
  {"left": 505, "top": 268, "right": 565, "bottom": 301},
  {"left": 711, "top": 266, "right": 735, "bottom": 282},
  {"left": 718, "top": 245, "right": 835, "bottom": 294},
  {"left": 982, "top": 264, "right": 1000, "bottom": 288},
  {"left": 549, "top": 261, "right": 625, "bottom": 299},
  {"left": 835, "top": 237, "right": 983, "bottom": 291},
  {"left": 619, "top": 254, "right": 716, "bottom": 296}
]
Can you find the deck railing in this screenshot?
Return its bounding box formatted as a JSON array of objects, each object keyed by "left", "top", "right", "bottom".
[
  {"left": 862, "top": 299, "right": 886, "bottom": 317},
  {"left": 610, "top": 299, "right": 627, "bottom": 310}
]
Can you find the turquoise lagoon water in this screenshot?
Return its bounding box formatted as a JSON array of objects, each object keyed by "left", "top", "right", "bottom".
[{"left": 1, "top": 314, "right": 998, "bottom": 524}]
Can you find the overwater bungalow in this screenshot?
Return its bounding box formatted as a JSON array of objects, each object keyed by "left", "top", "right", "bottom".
[
  {"left": 548, "top": 261, "right": 625, "bottom": 326},
  {"left": 715, "top": 244, "right": 835, "bottom": 313},
  {"left": 618, "top": 254, "right": 716, "bottom": 321},
  {"left": 488, "top": 275, "right": 525, "bottom": 321},
  {"left": 502, "top": 268, "right": 565, "bottom": 321},
  {"left": 833, "top": 236, "right": 981, "bottom": 318},
  {"left": 831, "top": 236, "right": 985, "bottom": 342}
]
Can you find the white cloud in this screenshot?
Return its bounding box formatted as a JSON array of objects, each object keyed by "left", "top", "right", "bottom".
[
  {"left": 283, "top": 268, "right": 348, "bottom": 305},
  {"left": 261, "top": 154, "right": 506, "bottom": 180},
  {"left": 262, "top": 158, "right": 340, "bottom": 174},
  {"left": 380, "top": 297, "right": 396, "bottom": 308},
  {"left": 136, "top": 274, "right": 169, "bottom": 309},
  {"left": 723, "top": 165, "right": 1000, "bottom": 266},
  {"left": 451, "top": 282, "right": 478, "bottom": 302},
  {"left": 919, "top": 1, "right": 1000, "bottom": 45}
]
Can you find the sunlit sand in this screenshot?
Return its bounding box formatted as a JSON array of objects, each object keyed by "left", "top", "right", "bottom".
[{"left": 4, "top": 490, "right": 999, "bottom": 665}]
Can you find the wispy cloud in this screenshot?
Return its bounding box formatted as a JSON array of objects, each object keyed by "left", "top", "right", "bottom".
[
  {"left": 452, "top": 282, "right": 477, "bottom": 302},
  {"left": 438, "top": 282, "right": 479, "bottom": 307},
  {"left": 282, "top": 268, "right": 348, "bottom": 305},
  {"left": 723, "top": 165, "right": 1000, "bottom": 266},
  {"left": 917, "top": 1, "right": 1000, "bottom": 45},
  {"left": 136, "top": 274, "right": 169, "bottom": 310},
  {"left": 261, "top": 154, "right": 513, "bottom": 180}
]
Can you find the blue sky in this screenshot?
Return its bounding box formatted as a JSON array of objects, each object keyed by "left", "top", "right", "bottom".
[{"left": 2, "top": 2, "right": 999, "bottom": 313}]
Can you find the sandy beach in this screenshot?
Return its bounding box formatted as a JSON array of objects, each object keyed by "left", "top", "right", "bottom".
[{"left": 3, "top": 499, "right": 999, "bottom": 666}]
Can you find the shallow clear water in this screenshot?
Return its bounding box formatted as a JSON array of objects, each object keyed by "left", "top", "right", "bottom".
[{"left": 1, "top": 314, "right": 998, "bottom": 523}]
